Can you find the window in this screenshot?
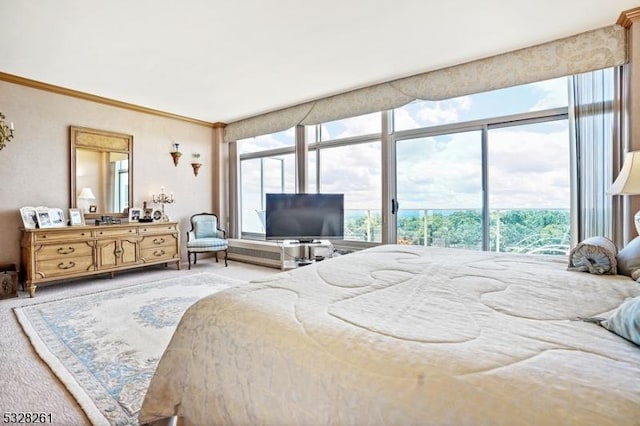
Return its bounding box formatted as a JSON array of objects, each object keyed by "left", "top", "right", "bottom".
[
  {"left": 393, "top": 77, "right": 570, "bottom": 253},
  {"left": 239, "top": 129, "right": 296, "bottom": 236},
  {"left": 233, "top": 72, "right": 617, "bottom": 253},
  {"left": 318, "top": 142, "right": 382, "bottom": 242}
]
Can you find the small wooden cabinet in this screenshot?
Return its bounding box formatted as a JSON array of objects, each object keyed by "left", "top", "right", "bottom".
[{"left": 21, "top": 222, "right": 180, "bottom": 297}]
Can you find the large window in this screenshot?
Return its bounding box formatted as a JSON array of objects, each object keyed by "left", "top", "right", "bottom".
[
  {"left": 234, "top": 72, "right": 617, "bottom": 254},
  {"left": 392, "top": 77, "right": 570, "bottom": 254}
]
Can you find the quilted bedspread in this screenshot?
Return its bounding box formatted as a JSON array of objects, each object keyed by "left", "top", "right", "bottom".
[{"left": 139, "top": 245, "right": 640, "bottom": 425}]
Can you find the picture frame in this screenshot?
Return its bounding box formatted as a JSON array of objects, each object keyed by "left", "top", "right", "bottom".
[
  {"left": 143, "top": 208, "right": 153, "bottom": 220},
  {"left": 49, "top": 208, "right": 66, "bottom": 227},
  {"left": 152, "top": 209, "right": 163, "bottom": 222},
  {"left": 89, "top": 205, "right": 97, "bottom": 213},
  {"left": 128, "top": 206, "right": 142, "bottom": 222},
  {"left": 69, "top": 208, "right": 85, "bottom": 226},
  {"left": 35, "top": 208, "right": 54, "bottom": 228},
  {"left": 19, "top": 206, "right": 38, "bottom": 229}
]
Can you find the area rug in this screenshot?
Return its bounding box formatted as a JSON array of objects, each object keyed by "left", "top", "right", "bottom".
[{"left": 14, "top": 272, "right": 243, "bottom": 426}]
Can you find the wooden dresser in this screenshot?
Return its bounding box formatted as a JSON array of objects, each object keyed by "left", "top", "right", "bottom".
[{"left": 20, "top": 221, "right": 180, "bottom": 297}]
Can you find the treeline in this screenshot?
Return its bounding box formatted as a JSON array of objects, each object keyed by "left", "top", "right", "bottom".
[{"left": 346, "top": 209, "right": 570, "bottom": 255}]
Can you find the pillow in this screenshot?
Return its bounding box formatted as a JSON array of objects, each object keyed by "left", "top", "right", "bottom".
[
  {"left": 567, "top": 236, "right": 617, "bottom": 275},
  {"left": 194, "top": 218, "right": 217, "bottom": 239},
  {"left": 616, "top": 236, "right": 640, "bottom": 281},
  {"left": 601, "top": 296, "right": 640, "bottom": 346}
]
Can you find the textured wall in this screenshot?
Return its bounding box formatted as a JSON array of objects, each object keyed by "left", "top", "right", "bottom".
[{"left": 0, "top": 80, "right": 215, "bottom": 266}]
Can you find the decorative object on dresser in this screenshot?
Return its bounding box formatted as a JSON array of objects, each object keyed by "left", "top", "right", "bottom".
[
  {"left": 128, "top": 206, "right": 142, "bottom": 222},
  {"left": 191, "top": 153, "right": 202, "bottom": 176},
  {"left": 69, "top": 208, "right": 85, "bottom": 226},
  {"left": 19, "top": 206, "right": 38, "bottom": 229},
  {"left": 20, "top": 221, "right": 181, "bottom": 297},
  {"left": 0, "top": 111, "right": 15, "bottom": 151},
  {"left": 170, "top": 142, "right": 181, "bottom": 166},
  {"left": 151, "top": 186, "right": 174, "bottom": 221}
]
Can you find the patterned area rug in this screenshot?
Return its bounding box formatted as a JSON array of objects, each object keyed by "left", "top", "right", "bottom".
[{"left": 14, "top": 272, "right": 243, "bottom": 425}]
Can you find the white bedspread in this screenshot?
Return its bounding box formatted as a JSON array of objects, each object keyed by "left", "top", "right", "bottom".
[{"left": 139, "top": 245, "right": 640, "bottom": 425}]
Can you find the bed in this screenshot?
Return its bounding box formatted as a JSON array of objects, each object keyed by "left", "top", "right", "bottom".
[{"left": 139, "top": 245, "right": 640, "bottom": 425}]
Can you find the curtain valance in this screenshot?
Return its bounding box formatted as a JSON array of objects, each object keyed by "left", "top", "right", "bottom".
[{"left": 225, "top": 24, "right": 625, "bottom": 142}]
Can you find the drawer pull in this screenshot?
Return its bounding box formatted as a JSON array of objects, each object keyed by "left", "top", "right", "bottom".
[
  {"left": 57, "top": 247, "right": 75, "bottom": 255},
  {"left": 153, "top": 249, "right": 166, "bottom": 257},
  {"left": 58, "top": 261, "right": 76, "bottom": 270},
  {"left": 114, "top": 248, "right": 123, "bottom": 255},
  {"left": 153, "top": 238, "right": 165, "bottom": 245}
]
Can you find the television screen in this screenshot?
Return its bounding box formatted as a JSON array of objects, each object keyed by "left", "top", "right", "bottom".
[{"left": 265, "top": 193, "right": 344, "bottom": 242}]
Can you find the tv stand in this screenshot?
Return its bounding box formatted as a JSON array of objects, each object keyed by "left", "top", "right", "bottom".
[{"left": 280, "top": 240, "right": 332, "bottom": 270}]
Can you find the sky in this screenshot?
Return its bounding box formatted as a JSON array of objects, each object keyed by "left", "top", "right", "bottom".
[{"left": 239, "top": 76, "right": 573, "bottom": 232}]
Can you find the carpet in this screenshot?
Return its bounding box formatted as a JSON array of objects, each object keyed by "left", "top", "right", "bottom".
[{"left": 14, "top": 272, "right": 243, "bottom": 426}]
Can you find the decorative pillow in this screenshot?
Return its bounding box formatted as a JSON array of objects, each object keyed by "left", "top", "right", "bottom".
[
  {"left": 601, "top": 296, "right": 640, "bottom": 346},
  {"left": 616, "top": 236, "right": 640, "bottom": 281},
  {"left": 567, "top": 236, "right": 617, "bottom": 275},
  {"left": 194, "top": 218, "right": 216, "bottom": 239}
]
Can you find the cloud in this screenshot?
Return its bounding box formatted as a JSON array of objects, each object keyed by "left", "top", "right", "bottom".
[{"left": 528, "top": 77, "right": 569, "bottom": 111}]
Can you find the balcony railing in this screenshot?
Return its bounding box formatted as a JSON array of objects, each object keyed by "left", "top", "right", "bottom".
[{"left": 345, "top": 208, "right": 570, "bottom": 255}]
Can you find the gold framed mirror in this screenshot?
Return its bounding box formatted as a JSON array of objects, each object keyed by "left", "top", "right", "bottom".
[{"left": 70, "top": 126, "right": 133, "bottom": 217}]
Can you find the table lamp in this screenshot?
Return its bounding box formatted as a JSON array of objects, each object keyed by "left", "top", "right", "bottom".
[{"left": 609, "top": 150, "right": 640, "bottom": 234}]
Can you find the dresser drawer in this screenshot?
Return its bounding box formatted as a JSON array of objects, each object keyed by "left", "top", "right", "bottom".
[
  {"left": 35, "top": 229, "right": 92, "bottom": 242},
  {"left": 140, "top": 234, "right": 177, "bottom": 250},
  {"left": 35, "top": 242, "right": 94, "bottom": 260},
  {"left": 95, "top": 227, "right": 138, "bottom": 238},
  {"left": 140, "top": 245, "right": 178, "bottom": 263},
  {"left": 139, "top": 224, "right": 178, "bottom": 234},
  {"left": 35, "top": 256, "right": 95, "bottom": 279}
]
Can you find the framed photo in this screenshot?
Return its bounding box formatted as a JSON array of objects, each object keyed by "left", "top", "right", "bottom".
[
  {"left": 144, "top": 208, "right": 153, "bottom": 219},
  {"left": 89, "top": 205, "right": 97, "bottom": 213},
  {"left": 152, "top": 209, "right": 163, "bottom": 222},
  {"left": 128, "top": 206, "right": 142, "bottom": 222},
  {"left": 69, "top": 208, "right": 85, "bottom": 226},
  {"left": 35, "top": 208, "right": 54, "bottom": 228},
  {"left": 49, "top": 208, "right": 66, "bottom": 227},
  {"left": 19, "top": 206, "right": 38, "bottom": 229}
]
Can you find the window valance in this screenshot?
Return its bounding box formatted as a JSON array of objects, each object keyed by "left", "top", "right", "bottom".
[{"left": 224, "top": 24, "right": 625, "bottom": 142}]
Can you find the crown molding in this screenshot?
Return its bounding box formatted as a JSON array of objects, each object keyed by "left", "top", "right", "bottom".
[
  {"left": 618, "top": 7, "right": 640, "bottom": 28},
  {"left": 0, "top": 71, "right": 214, "bottom": 128}
]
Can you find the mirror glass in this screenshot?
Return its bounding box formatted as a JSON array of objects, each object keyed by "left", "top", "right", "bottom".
[{"left": 70, "top": 126, "right": 133, "bottom": 216}]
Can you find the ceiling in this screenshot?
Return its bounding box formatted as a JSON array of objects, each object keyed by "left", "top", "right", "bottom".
[{"left": 1, "top": 0, "right": 638, "bottom": 124}]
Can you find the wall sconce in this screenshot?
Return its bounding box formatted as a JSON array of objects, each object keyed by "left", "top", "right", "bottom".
[
  {"left": 0, "top": 112, "right": 15, "bottom": 151},
  {"left": 152, "top": 186, "right": 175, "bottom": 221},
  {"left": 191, "top": 153, "right": 202, "bottom": 176},
  {"left": 170, "top": 143, "right": 182, "bottom": 166}
]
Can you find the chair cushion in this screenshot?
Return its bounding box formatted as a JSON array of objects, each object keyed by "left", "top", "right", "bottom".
[
  {"left": 194, "top": 217, "right": 218, "bottom": 239},
  {"left": 187, "top": 237, "right": 228, "bottom": 249}
]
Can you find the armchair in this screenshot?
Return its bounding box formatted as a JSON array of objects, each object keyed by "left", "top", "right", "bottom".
[{"left": 186, "top": 213, "right": 228, "bottom": 269}]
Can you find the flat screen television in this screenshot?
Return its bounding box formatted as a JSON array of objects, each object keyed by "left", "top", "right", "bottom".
[{"left": 265, "top": 193, "right": 344, "bottom": 243}]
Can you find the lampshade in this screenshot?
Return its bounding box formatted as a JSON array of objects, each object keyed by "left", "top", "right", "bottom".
[
  {"left": 610, "top": 151, "right": 640, "bottom": 195},
  {"left": 77, "top": 187, "right": 96, "bottom": 200}
]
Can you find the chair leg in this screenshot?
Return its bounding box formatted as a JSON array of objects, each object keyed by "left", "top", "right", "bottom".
[
  {"left": 224, "top": 249, "right": 228, "bottom": 267},
  {"left": 193, "top": 253, "right": 197, "bottom": 265},
  {"left": 215, "top": 252, "right": 219, "bottom": 263},
  {"left": 188, "top": 251, "right": 192, "bottom": 270}
]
